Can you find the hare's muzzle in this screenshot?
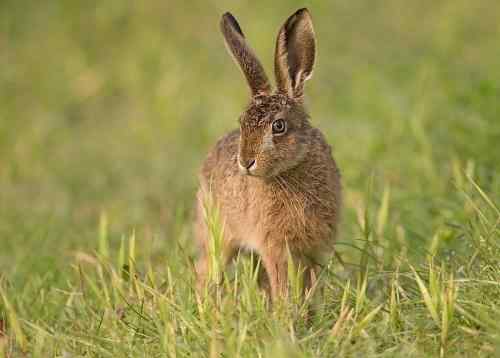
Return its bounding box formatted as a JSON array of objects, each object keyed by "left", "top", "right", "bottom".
[{"left": 238, "top": 158, "right": 256, "bottom": 175}]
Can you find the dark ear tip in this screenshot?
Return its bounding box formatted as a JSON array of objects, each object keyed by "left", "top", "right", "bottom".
[
  {"left": 222, "top": 12, "right": 234, "bottom": 22},
  {"left": 284, "top": 8, "right": 312, "bottom": 30},
  {"left": 295, "top": 8, "right": 312, "bottom": 18},
  {"left": 221, "top": 12, "right": 244, "bottom": 37}
]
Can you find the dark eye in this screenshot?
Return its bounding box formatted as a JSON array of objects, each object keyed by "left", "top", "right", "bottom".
[{"left": 272, "top": 118, "right": 287, "bottom": 135}]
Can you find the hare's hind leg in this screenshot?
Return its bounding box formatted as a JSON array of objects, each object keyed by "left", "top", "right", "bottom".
[
  {"left": 300, "top": 254, "right": 321, "bottom": 297},
  {"left": 248, "top": 253, "right": 271, "bottom": 296},
  {"left": 195, "top": 246, "right": 237, "bottom": 293},
  {"left": 194, "top": 196, "right": 209, "bottom": 292},
  {"left": 194, "top": 199, "right": 237, "bottom": 293},
  {"left": 195, "top": 247, "right": 237, "bottom": 294}
]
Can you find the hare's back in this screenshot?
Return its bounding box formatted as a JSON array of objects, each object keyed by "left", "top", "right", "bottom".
[{"left": 199, "top": 129, "right": 240, "bottom": 187}]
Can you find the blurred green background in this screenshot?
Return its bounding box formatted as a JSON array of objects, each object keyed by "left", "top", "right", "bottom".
[{"left": 1, "top": 0, "right": 499, "bottom": 285}]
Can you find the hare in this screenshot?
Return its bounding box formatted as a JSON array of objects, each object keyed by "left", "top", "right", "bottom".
[{"left": 195, "top": 8, "right": 341, "bottom": 300}]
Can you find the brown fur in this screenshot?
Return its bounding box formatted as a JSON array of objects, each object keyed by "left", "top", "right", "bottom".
[{"left": 195, "top": 8, "right": 341, "bottom": 300}]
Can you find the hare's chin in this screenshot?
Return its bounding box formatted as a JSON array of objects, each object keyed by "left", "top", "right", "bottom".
[
  {"left": 238, "top": 166, "right": 273, "bottom": 178},
  {"left": 239, "top": 170, "right": 264, "bottom": 178}
]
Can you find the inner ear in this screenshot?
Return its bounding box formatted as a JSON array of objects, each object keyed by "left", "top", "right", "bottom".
[{"left": 274, "top": 8, "right": 316, "bottom": 99}]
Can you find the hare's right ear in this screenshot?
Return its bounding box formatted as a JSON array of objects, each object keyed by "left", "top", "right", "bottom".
[
  {"left": 274, "top": 8, "right": 316, "bottom": 100},
  {"left": 220, "top": 12, "right": 271, "bottom": 97}
]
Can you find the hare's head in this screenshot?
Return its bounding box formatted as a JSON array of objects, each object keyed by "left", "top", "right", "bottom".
[{"left": 221, "top": 9, "right": 317, "bottom": 178}]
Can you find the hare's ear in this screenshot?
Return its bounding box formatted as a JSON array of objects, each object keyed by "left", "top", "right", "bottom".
[
  {"left": 220, "top": 12, "right": 271, "bottom": 96},
  {"left": 274, "top": 8, "right": 316, "bottom": 99}
]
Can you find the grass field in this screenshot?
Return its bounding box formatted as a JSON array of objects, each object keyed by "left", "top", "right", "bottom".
[{"left": 1, "top": 0, "right": 500, "bottom": 356}]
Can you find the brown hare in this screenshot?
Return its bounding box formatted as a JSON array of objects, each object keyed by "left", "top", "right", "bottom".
[{"left": 195, "top": 8, "right": 341, "bottom": 301}]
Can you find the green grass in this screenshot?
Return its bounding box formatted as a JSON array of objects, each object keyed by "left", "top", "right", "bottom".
[{"left": 1, "top": 0, "right": 499, "bottom": 356}]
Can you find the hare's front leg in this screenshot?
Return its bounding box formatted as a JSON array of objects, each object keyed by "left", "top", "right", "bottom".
[
  {"left": 259, "top": 244, "right": 321, "bottom": 301},
  {"left": 259, "top": 244, "right": 288, "bottom": 301}
]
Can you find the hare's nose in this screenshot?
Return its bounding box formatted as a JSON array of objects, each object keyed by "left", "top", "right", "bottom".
[
  {"left": 238, "top": 158, "right": 256, "bottom": 173},
  {"left": 243, "top": 159, "right": 256, "bottom": 169}
]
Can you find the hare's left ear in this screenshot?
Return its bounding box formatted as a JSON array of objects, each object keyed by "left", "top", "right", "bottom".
[
  {"left": 274, "top": 8, "right": 316, "bottom": 99},
  {"left": 220, "top": 12, "right": 271, "bottom": 97}
]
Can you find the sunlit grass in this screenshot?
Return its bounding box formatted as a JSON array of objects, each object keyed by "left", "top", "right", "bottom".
[{"left": 1, "top": 175, "right": 499, "bottom": 356}]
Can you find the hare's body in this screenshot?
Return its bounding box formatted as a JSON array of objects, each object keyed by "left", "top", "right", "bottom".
[
  {"left": 197, "top": 127, "right": 340, "bottom": 251},
  {"left": 195, "top": 9, "right": 341, "bottom": 299},
  {"left": 196, "top": 127, "right": 340, "bottom": 296}
]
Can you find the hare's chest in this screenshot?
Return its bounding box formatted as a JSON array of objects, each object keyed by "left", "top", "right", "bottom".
[{"left": 261, "top": 188, "right": 335, "bottom": 247}]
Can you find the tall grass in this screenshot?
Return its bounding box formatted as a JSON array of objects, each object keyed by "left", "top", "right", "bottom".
[{"left": 1, "top": 173, "right": 498, "bottom": 356}]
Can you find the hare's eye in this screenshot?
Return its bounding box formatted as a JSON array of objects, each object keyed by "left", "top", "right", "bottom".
[{"left": 272, "top": 118, "right": 287, "bottom": 135}]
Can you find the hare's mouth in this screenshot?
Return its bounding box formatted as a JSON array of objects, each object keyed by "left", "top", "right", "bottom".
[{"left": 238, "top": 158, "right": 257, "bottom": 175}]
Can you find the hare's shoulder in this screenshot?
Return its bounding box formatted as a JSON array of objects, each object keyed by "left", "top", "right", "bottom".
[
  {"left": 308, "top": 127, "right": 342, "bottom": 182},
  {"left": 200, "top": 129, "right": 240, "bottom": 181}
]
